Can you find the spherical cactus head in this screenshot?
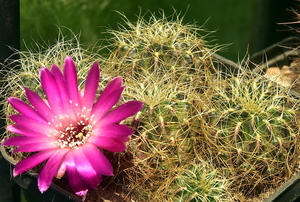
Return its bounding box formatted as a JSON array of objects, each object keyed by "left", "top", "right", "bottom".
[
  {"left": 196, "top": 69, "right": 300, "bottom": 198},
  {"left": 106, "top": 11, "right": 218, "bottom": 83}
]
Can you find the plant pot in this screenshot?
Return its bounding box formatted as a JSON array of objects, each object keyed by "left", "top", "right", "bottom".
[
  {"left": 0, "top": 147, "right": 18, "bottom": 202},
  {"left": 264, "top": 171, "right": 300, "bottom": 202},
  {"left": 0, "top": 146, "right": 82, "bottom": 202}
]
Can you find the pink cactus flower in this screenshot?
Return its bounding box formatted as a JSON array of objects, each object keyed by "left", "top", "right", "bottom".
[{"left": 2, "top": 56, "right": 143, "bottom": 196}]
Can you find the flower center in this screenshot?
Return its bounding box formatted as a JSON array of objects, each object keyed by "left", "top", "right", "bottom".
[{"left": 54, "top": 117, "right": 93, "bottom": 149}]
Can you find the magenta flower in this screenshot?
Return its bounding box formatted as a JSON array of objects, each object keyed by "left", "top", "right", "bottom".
[{"left": 2, "top": 56, "right": 143, "bottom": 196}]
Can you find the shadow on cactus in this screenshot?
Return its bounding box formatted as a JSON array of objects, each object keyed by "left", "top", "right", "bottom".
[{"left": 195, "top": 67, "right": 300, "bottom": 199}]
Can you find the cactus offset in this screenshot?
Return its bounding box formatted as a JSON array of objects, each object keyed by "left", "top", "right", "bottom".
[{"left": 171, "top": 162, "right": 231, "bottom": 202}]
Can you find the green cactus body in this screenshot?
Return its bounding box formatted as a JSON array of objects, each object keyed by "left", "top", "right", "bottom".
[
  {"left": 198, "top": 71, "right": 300, "bottom": 198},
  {"left": 1, "top": 16, "right": 227, "bottom": 201},
  {"left": 106, "top": 13, "right": 216, "bottom": 84}
]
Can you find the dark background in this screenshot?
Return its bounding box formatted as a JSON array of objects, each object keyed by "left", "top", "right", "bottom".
[{"left": 19, "top": 0, "right": 297, "bottom": 61}]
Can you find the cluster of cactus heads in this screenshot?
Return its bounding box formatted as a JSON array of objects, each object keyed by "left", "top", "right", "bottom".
[
  {"left": 2, "top": 11, "right": 300, "bottom": 202},
  {"left": 195, "top": 69, "right": 300, "bottom": 198}
]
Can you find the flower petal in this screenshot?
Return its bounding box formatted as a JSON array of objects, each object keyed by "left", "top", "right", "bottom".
[
  {"left": 99, "top": 100, "right": 144, "bottom": 125},
  {"left": 9, "top": 114, "right": 55, "bottom": 134},
  {"left": 82, "top": 144, "right": 113, "bottom": 176},
  {"left": 50, "top": 64, "right": 73, "bottom": 117},
  {"left": 93, "top": 124, "right": 134, "bottom": 138},
  {"left": 2, "top": 136, "right": 54, "bottom": 146},
  {"left": 88, "top": 136, "right": 126, "bottom": 152},
  {"left": 65, "top": 151, "right": 89, "bottom": 196},
  {"left": 91, "top": 87, "right": 125, "bottom": 123},
  {"left": 98, "top": 77, "right": 122, "bottom": 102},
  {"left": 7, "top": 124, "right": 46, "bottom": 137},
  {"left": 24, "top": 87, "right": 55, "bottom": 122},
  {"left": 63, "top": 56, "right": 81, "bottom": 109},
  {"left": 13, "top": 149, "right": 54, "bottom": 176},
  {"left": 83, "top": 62, "right": 100, "bottom": 111},
  {"left": 40, "top": 67, "right": 64, "bottom": 115},
  {"left": 38, "top": 149, "right": 68, "bottom": 193},
  {"left": 13, "top": 142, "right": 57, "bottom": 153},
  {"left": 8, "top": 97, "right": 46, "bottom": 122},
  {"left": 73, "top": 147, "right": 101, "bottom": 189}
]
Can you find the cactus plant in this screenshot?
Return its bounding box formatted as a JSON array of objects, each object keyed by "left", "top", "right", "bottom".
[
  {"left": 195, "top": 68, "right": 300, "bottom": 199},
  {"left": 6, "top": 10, "right": 297, "bottom": 201}
]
